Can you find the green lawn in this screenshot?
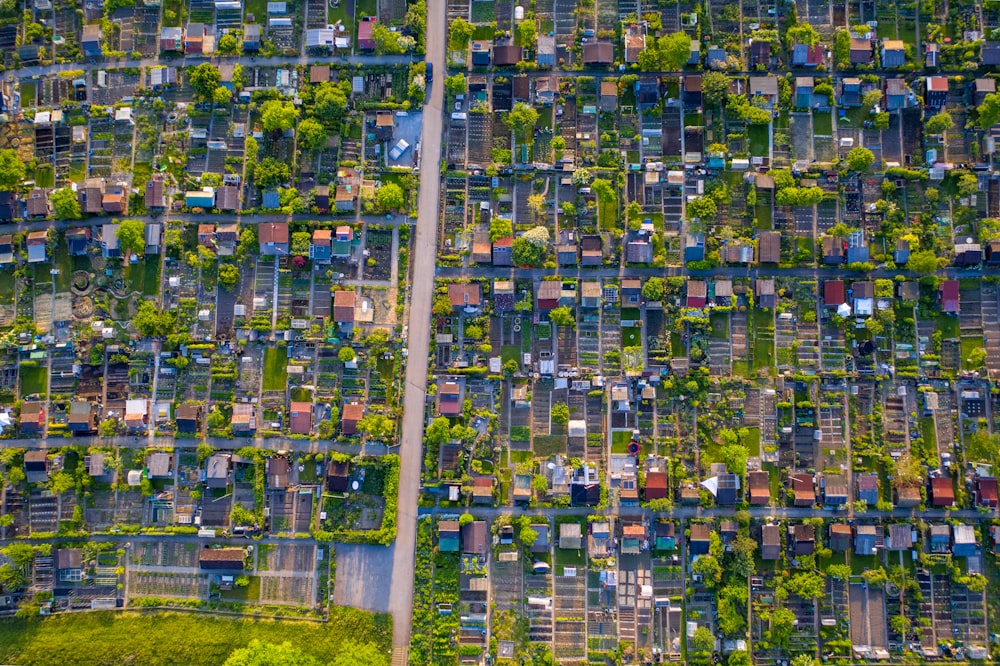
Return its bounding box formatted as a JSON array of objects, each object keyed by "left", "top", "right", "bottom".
[
  {"left": 743, "top": 426, "right": 761, "bottom": 457},
  {"left": 533, "top": 435, "right": 566, "bottom": 457},
  {"left": 622, "top": 326, "right": 641, "bottom": 347},
  {"left": 553, "top": 518, "right": 586, "bottom": 572},
  {"left": 709, "top": 312, "right": 729, "bottom": 339},
  {"left": 813, "top": 112, "right": 833, "bottom": 136},
  {"left": 753, "top": 309, "right": 774, "bottom": 370},
  {"left": 748, "top": 123, "right": 770, "bottom": 158},
  {"left": 34, "top": 166, "right": 54, "bottom": 188},
  {"left": 0, "top": 270, "right": 12, "bottom": 303},
  {"left": 755, "top": 204, "right": 773, "bottom": 230},
  {"left": 611, "top": 430, "right": 631, "bottom": 453},
  {"left": 262, "top": 347, "right": 288, "bottom": 391},
  {"left": 0, "top": 609, "right": 390, "bottom": 666},
  {"left": 501, "top": 345, "right": 520, "bottom": 365},
  {"left": 936, "top": 314, "right": 959, "bottom": 340},
  {"left": 20, "top": 365, "right": 48, "bottom": 397},
  {"left": 960, "top": 336, "right": 980, "bottom": 369}
]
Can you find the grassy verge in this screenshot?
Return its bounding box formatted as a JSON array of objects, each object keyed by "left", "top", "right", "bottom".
[{"left": 0, "top": 608, "right": 391, "bottom": 666}]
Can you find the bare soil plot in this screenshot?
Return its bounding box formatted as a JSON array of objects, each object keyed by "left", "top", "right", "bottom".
[{"left": 333, "top": 543, "right": 394, "bottom": 613}]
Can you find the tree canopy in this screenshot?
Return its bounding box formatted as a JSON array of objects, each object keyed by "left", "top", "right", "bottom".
[
  {"left": 260, "top": 100, "right": 299, "bottom": 132},
  {"left": 924, "top": 110, "right": 954, "bottom": 135},
  {"left": 116, "top": 219, "right": 146, "bottom": 256},
  {"left": 686, "top": 195, "right": 717, "bottom": 221},
  {"left": 845, "top": 146, "right": 875, "bottom": 172},
  {"left": 701, "top": 71, "right": 730, "bottom": 108},
  {"left": 506, "top": 103, "right": 540, "bottom": 141},
  {"left": 313, "top": 82, "right": 350, "bottom": 122},
  {"left": 0, "top": 149, "right": 24, "bottom": 191},
  {"left": 51, "top": 187, "right": 80, "bottom": 219},
  {"left": 254, "top": 157, "right": 291, "bottom": 189},
  {"left": 297, "top": 118, "right": 328, "bottom": 152},
  {"left": 978, "top": 92, "right": 1000, "bottom": 129},
  {"left": 188, "top": 63, "right": 221, "bottom": 99},
  {"left": 376, "top": 183, "right": 406, "bottom": 212}
]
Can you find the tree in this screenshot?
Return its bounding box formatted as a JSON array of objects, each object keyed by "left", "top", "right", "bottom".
[
  {"left": 219, "top": 264, "right": 240, "bottom": 291},
  {"left": 727, "top": 651, "right": 752, "bottom": 666},
  {"left": 701, "top": 71, "right": 730, "bottom": 108},
  {"left": 506, "top": 102, "right": 540, "bottom": 141},
  {"left": 828, "top": 564, "right": 851, "bottom": 580},
  {"left": 377, "top": 183, "right": 405, "bottom": 212},
  {"left": 862, "top": 88, "right": 884, "bottom": 109},
  {"left": 642, "top": 277, "right": 665, "bottom": 302},
  {"left": 49, "top": 471, "right": 75, "bottom": 494},
  {"left": 717, "top": 444, "right": 748, "bottom": 477},
  {"left": 338, "top": 346, "right": 357, "bottom": 364},
  {"left": 686, "top": 195, "right": 717, "bottom": 221},
  {"left": 51, "top": 187, "right": 81, "bottom": 219},
  {"left": 527, "top": 193, "right": 545, "bottom": 218},
  {"left": 357, "top": 414, "right": 394, "bottom": 440},
  {"left": 978, "top": 92, "right": 1000, "bottom": 129},
  {"left": 117, "top": 219, "right": 146, "bottom": 256},
  {"left": 549, "top": 306, "right": 575, "bottom": 327},
  {"left": 691, "top": 554, "right": 722, "bottom": 586},
  {"left": 0, "top": 564, "right": 24, "bottom": 591},
  {"left": 223, "top": 640, "right": 321, "bottom": 666},
  {"left": 658, "top": 31, "right": 692, "bottom": 70},
  {"left": 845, "top": 146, "right": 875, "bottom": 172},
  {"left": 890, "top": 615, "right": 911, "bottom": 635},
  {"left": 207, "top": 408, "right": 227, "bottom": 430},
  {"left": 957, "top": 171, "right": 979, "bottom": 198},
  {"left": 967, "top": 346, "right": 987, "bottom": 369},
  {"left": 551, "top": 402, "right": 569, "bottom": 424},
  {"left": 572, "top": 168, "right": 593, "bottom": 187},
  {"left": 444, "top": 73, "right": 466, "bottom": 97},
  {"left": 314, "top": 82, "right": 349, "bottom": 122},
  {"left": 510, "top": 237, "right": 541, "bottom": 265},
  {"left": 290, "top": 231, "right": 310, "bottom": 257},
  {"left": 489, "top": 217, "right": 513, "bottom": 242},
  {"left": 925, "top": 110, "right": 954, "bottom": 135},
  {"left": 254, "top": 157, "right": 291, "bottom": 189},
  {"left": 637, "top": 47, "right": 661, "bottom": 71},
  {"left": 0, "top": 149, "right": 22, "bottom": 192},
  {"left": 372, "top": 21, "right": 408, "bottom": 54},
  {"left": 786, "top": 571, "right": 825, "bottom": 599},
  {"left": 212, "top": 86, "right": 232, "bottom": 105},
  {"left": 133, "top": 300, "right": 175, "bottom": 336},
  {"left": 217, "top": 32, "right": 239, "bottom": 54},
  {"left": 787, "top": 21, "right": 820, "bottom": 46},
  {"left": 690, "top": 626, "right": 715, "bottom": 653},
  {"left": 448, "top": 17, "right": 474, "bottom": 50},
  {"left": 297, "top": 118, "right": 327, "bottom": 152},
  {"left": 967, "top": 430, "right": 1000, "bottom": 464},
  {"left": 517, "top": 19, "right": 537, "bottom": 50},
  {"left": 906, "top": 249, "right": 940, "bottom": 274},
  {"left": 188, "top": 63, "right": 221, "bottom": 99},
  {"left": 260, "top": 100, "right": 299, "bottom": 132},
  {"left": 522, "top": 225, "right": 550, "bottom": 247}
]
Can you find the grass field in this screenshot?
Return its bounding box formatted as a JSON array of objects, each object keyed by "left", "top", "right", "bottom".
[
  {"left": 0, "top": 608, "right": 391, "bottom": 666},
  {"left": 20, "top": 365, "right": 48, "bottom": 397},
  {"left": 262, "top": 347, "right": 288, "bottom": 391}
]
